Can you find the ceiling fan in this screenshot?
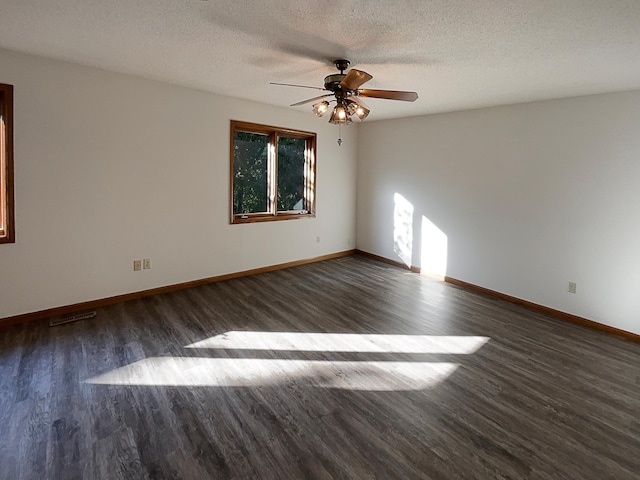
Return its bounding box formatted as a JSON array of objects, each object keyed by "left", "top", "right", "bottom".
[{"left": 271, "top": 59, "right": 418, "bottom": 125}]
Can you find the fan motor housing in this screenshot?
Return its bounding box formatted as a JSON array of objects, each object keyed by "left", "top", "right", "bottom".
[{"left": 324, "top": 73, "right": 347, "bottom": 92}]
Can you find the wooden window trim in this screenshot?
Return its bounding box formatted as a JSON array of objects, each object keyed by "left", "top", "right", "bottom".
[
  {"left": 230, "top": 120, "right": 316, "bottom": 224},
  {"left": 0, "top": 83, "right": 14, "bottom": 244}
]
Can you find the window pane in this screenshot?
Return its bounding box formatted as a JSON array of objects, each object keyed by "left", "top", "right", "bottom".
[
  {"left": 277, "top": 136, "right": 306, "bottom": 212},
  {"left": 233, "top": 131, "right": 269, "bottom": 214}
]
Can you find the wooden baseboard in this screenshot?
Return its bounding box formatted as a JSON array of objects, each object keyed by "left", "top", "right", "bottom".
[
  {"left": 444, "top": 276, "right": 640, "bottom": 343},
  {"left": 7, "top": 248, "right": 639, "bottom": 344},
  {"left": 355, "top": 250, "right": 640, "bottom": 344},
  {"left": 355, "top": 249, "right": 421, "bottom": 273},
  {"left": 0, "top": 250, "right": 356, "bottom": 329}
]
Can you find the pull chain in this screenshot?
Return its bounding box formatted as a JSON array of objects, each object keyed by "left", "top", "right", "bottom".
[{"left": 337, "top": 124, "right": 343, "bottom": 146}]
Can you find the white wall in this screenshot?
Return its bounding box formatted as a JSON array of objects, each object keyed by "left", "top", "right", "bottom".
[
  {"left": 357, "top": 91, "right": 640, "bottom": 335},
  {"left": 0, "top": 48, "right": 357, "bottom": 319}
]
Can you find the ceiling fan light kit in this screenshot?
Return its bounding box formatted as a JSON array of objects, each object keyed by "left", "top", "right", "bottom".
[
  {"left": 349, "top": 101, "right": 370, "bottom": 120},
  {"left": 271, "top": 59, "right": 418, "bottom": 127},
  {"left": 312, "top": 100, "right": 330, "bottom": 117},
  {"left": 329, "top": 103, "right": 352, "bottom": 125}
]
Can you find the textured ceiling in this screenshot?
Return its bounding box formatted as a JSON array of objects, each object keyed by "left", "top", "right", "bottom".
[{"left": 1, "top": 0, "right": 640, "bottom": 121}]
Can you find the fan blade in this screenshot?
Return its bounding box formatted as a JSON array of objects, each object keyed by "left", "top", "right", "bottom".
[
  {"left": 340, "top": 69, "right": 373, "bottom": 90},
  {"left": 357, "top": 89, "right": 418, "bottom": 102},
  {"left": 270, "top": 82, "right": 327, "bottom": 91},
  {"left": 290, "top": 94, "right": 334, "bottom": 107}
]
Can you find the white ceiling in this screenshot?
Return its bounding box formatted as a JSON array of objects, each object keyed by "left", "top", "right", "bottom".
[{"left": 1, "top": 0, "right": 640, "bottom": 121}]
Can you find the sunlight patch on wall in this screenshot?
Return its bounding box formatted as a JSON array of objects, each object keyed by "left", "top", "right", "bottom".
[
  {"left": 85, "top": 358, "right": 459, "bottom": 391},
  {"left": 420, "top": 215, "right": 448, "bottom": 279},
  {"left": 186, "top": 331, "right": 489, "bottom": 354},
  {"left": 393, "top": 193, "right": 413, "bottom": 267}
]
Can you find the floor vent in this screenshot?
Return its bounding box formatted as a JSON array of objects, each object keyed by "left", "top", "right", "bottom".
[{"left": 49, "top": 311, "right": 97, "bottom": 327}]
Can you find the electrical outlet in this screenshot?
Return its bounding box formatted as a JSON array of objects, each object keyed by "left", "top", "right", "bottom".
[
  {"left": 316, "top": 236, "right": 320, "bottom": 243},
  {"left": 143, "top": 258, "right": 151, "bottom": 270},
  {"left": 568, "top": 282, "right": 577, "bottom": 294},
  {"left": 133, "top": 260, "right": 142, "bottom": 272}
]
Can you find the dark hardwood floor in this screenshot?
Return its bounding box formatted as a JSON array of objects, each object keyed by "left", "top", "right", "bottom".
[{"left": 1, "top": 255, "right": 639, "bottom": 479}]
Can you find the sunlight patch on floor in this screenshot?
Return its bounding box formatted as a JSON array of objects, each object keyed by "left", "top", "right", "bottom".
[
  {"left": 186, "top": 331, "right": 490, "bottom": 354},
  {"left": 86, "top": 333, "right": 490, "bottom": 391},
  {"left": 85, "top": 358, "right": 459, "bottom": 391}
]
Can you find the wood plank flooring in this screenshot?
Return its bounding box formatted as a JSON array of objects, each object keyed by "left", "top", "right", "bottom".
[{"left": 1, "top": 255, "right": 639, "bottom": 479}]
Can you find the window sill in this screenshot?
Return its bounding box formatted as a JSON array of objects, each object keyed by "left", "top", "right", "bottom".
[{"left": 231, "top": 212, "right": 315, "bottom": 224}]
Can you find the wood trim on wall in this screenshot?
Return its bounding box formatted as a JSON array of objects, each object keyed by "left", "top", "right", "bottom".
[
  {"left": 6, "top": 247, "right": 639, "bottom": 345},
  {"left": 0, "top": 250, "right": 356, "bottom": 329},
  {"left": 355, "top": 249, "right": 421, "bottom": 273},
  {"left": 444, "top": 276, "right": 640, "bottom": 343},
  {"left": 0, "top": 83, "right": 15, "bottom": 244},
  {"left": 356, "top": 250, "right": 640, "bottom": 344}
]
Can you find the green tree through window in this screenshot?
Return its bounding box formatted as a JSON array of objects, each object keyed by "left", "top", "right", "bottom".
[
  {"left": 230, "top": 121, "right": 316, "bottom": 224},
  {"left": 277, "top": 136, "right": 306, "bottom": 211},
  {"left": 233, "top": 132, "right": 269, "bottom": 214}
]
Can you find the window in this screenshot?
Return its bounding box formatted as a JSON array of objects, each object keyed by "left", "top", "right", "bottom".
[
  {"left": 230, "top": 120, "right": 316, "bottom": 224},
  {"left": 0, "top": 83, "right": 14, "bottom": 244}
]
